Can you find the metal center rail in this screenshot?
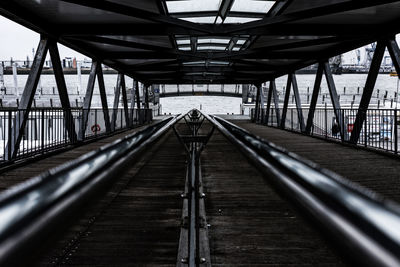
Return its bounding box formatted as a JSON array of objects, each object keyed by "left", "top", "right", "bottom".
[
  {"left": 0, "top": 114, "right": 183, "bottom": 266},
  {"left": 201, "top": 111, "right": 400, "bottom": 267}
]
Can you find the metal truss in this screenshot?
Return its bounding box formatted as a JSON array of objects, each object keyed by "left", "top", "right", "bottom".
[{"left": 1, "top": 0, "right": 399, "bottom": 84}]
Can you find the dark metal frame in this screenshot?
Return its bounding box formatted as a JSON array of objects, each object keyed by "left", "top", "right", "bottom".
[
  {"left": 79, "top": 61, "right": 112, "bottom": 140},
  {"left": 350, "top": 41, "right": 388, "bottom": 143},
  {"left": 270, "top": 80, "right": 281, "bottom": 126},
  {"left": 1, "top": 1, "right": 398, "bottom": 84},
  {"left": 111, "top": 73, "right": 130, "bottom": 131},
  {"left": 280, "top": 73, "right": 304, "bottom": 131},
  {"left": 305, "top": 63, "right": 324, "bottom": 134},
  {"left": 323, "top": 61, "right": 344, "bottom": 141}
]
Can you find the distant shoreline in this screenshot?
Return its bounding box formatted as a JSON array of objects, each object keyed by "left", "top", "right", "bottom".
[
  {"left": 2, "top": 68, "right": 118, "bottom": 75},
  {"left": 1, "top": 69, "right": 394, "bottom": 75}
]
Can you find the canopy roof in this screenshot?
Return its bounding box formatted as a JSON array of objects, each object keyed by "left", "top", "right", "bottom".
[{"left": 1, "top": 0, "right": 400, "bottom": 84}]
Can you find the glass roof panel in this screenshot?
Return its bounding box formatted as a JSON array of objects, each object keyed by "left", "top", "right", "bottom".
[
  {"left": 236, "top": 39, "right": 247, "bottom": 45},
  {"left": 209, "top": 61, "right": 230, "bottom": 65},
  {"left": 187, "top": 72, "right": 222, "bottom": 76},
  {"left": 178, "top": 47, "right": 192, "bottom": 51},
  {"left": 231, "top": 0, "right": 275, "bottom": 13},
  {"left": 232, "top": 47, "right": 241, "bottom": 51},
  {"left": 181, "top": 16, "right": 216, "bottom": 23},
  {"left": 166, "top": 0, "right": 220, "bottom": 13},
  {"left": 176, "top": 39, "right": 190, "bottom": 45},
  {"left": 183, "top": 61, "right": 206, "bottom": 65},
  {"left": 198, "top": 38, "right": 231, "bottom": 44},
  {"left": 197, "top": 46, "right": 226, "bottom": 51},
  {"left": 224, "top": 17, "right": 262, "bottom": 23}
]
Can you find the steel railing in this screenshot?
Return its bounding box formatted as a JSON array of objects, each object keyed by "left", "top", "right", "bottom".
[
  {"left": 0, "top": 107, "right": 155, "bottom": 164},
  {"left": 203, "top": 112, "right": 400, "bottom": 267},
  {"left": 252, "top": 108, "right": 399, "bottom": 153},
  {"left": 0, "top": 114, "right": 183, "bottom": 266}
]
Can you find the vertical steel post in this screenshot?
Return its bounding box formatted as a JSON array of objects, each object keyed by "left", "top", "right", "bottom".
[
  {"left": 305, "top": 63, "right": 324, "bottom": 134},
  {"left": 325, "top": 103, "right": 328, "bottom": 139},
  {"left": 41, "top": 109, "right": 44, "bottom": 152},
  {"left": 350, "top": 41, "right": 385, "bottom": 144},
  {"left": 281, "top": 74, "right": 292, "bottom": 128},
  {"left": 48, "top": 40, "right": 77, "bottom": 143},
  {"left": 79, "top": 61, "right": 98, "bottom": 141},
  {"left": 6, "top": 37, "right": 49, "bottom": 159},
  {"left": 130, "top": 79, "right": 136, "bottom": 124},
  {"left": 259, "top": 84, "right": 265, "bottom": 123},
  {"left": 265, "top": 83, "right": 273, "bottom": 125},
  {"left": 291, "top": 73, "right": 305, "bottom": 132},
  {"left": 253, "top": 84, "right": 261, "bottom": 122},
  {"left": 145, "top": 85, "right": 150, "bottom": 109},
  {"left": 97, "top": 64, "right": 112, "bottom": 133},
  {"left": 395, "top": 109, "right": 398, "bottom": 153},
  {"left": 364, "top": 111, "right": 368, "bottom": 147},
  {"left": 135, "top": 80, "right": 141, "bottom": 110},
  {"left": 7, "top": 111, "right": 12, "bottom": 160},
  {"left": 242, "top": 84, "right": 249, "bottom": 104}
]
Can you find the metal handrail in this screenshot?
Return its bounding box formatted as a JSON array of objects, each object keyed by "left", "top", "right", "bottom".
[
  {"left": 201, "top": 111, "right": 400, "bottom": 267},
  {"left": 0, "top": 114, "right": 184, "bottom": 266}
]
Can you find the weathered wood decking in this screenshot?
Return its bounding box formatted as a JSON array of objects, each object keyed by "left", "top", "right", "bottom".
[
  {"left": 2, "top": 118, "right": 400, "bottom": 265},
  {"left": 0, "top": 124, "right": 152, "bottom": 192},
  {"left": 36, "top": 130, "right": 187, "bottom": 266},
  {"left": 235, "top": 121, "right": 400, "bottom": 203},
  {"left": 201, "top": 123, "right": 343, "bottom": 266}
]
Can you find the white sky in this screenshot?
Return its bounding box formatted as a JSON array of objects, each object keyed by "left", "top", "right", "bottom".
[
  {"left": 0, "top": 15, "right": 87, "bottom": 61},
  {"left": 0, "top": 15, "right": 399, "bottom": 63}
]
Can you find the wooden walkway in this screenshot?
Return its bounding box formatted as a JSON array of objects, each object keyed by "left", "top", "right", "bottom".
[
  {"left": 235, "top": 121, "right": 400, "bottom": 204},
  {"left": 200, "top": 123, "right": 343, "bottom": 266},
  {"left": 4, "top": 119, "right": 400, "bottom": 265},
  {"left": 0, "top": 124, "right": 152, "bottom": 192},
  {"left": 36, "top": 129, "right": 187, "bottom": 266}
]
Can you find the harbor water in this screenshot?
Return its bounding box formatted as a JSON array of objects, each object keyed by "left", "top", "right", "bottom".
[{"left": 0, "top": 73, "right": 399, "bottom": 114}]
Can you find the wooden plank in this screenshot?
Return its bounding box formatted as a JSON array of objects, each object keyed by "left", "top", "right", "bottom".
[
  {"left": 235, "top": 121, "right": 400, "bottom": 204},
  {"left": 201, "top": 125, "right": 343, "bottom": 265},
  {"left": 0, "top": 125, "right": 152, "bottom": 192}
]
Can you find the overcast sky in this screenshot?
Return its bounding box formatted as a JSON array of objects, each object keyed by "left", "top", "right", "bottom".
[
  {"left": 0, "top": 15, "right": 399, "bottom": 63},
  {"left": 0, "top": 15, "right": 86, "bottom": 61}
]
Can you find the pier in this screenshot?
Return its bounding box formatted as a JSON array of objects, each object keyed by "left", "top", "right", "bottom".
[{"left": 0, "top": 0, "right": 400, "bottom": 266}]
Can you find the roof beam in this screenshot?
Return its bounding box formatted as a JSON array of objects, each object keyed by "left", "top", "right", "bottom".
[
  {"left": 103, "top": 50, "right": 330, "bottom": 60},
  {"left": 171, "top": 11, "right": 265, "bottom": 19},
  {"left": 60, "top": 0, "right": 212, "bottom": 34},
  {"left": 218, "top": 0, "right": 235, "bottom": 21},
  {"left": 215, "top": 36, "right": 354, "bottom": 59},
  {"left": 227, "top": 36, "right": 239, "bottom": 52},
  {"left": 58, "top": 23, "right": 397, "bottom": 37},
  {"left": 66, "top": 36, "right": 175, "bottom": 53},
  {"left": 127, "top": 66, "right": 284, "bottom": 72}
]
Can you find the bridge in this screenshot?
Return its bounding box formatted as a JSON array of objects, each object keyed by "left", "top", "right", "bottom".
[{"left": 0, "top": 0, "right": 400, "bottom": 266}]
